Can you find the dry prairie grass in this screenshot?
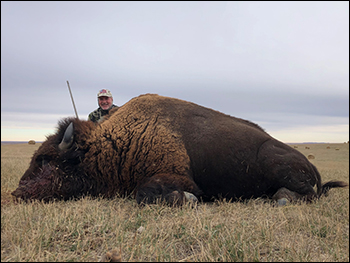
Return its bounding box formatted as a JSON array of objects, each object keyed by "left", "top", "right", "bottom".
[{"left": 1, "top": 143, "right": 349, "bottom": 262}]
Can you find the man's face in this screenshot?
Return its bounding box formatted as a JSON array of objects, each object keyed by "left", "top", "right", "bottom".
[{"left": 98, "top": 96, "right": 113, "bottom": 110}]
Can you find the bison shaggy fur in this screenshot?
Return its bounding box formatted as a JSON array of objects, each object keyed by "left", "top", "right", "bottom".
[{"left": 12, "top": 94, "right": 348, "bottom": 205}]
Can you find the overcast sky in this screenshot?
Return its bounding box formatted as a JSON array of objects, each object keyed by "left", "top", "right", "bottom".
[{"left": 1, "top": 1, "right": 349, "bottom": 143}]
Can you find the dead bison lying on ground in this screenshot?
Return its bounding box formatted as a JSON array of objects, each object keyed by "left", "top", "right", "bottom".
[{"left": 12, "top": 94, "right": 347, "bottom": 205}]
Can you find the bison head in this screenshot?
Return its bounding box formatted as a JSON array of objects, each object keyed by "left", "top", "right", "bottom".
[{"left": 11, "top": 118, "right": 94, "bottom": 202}]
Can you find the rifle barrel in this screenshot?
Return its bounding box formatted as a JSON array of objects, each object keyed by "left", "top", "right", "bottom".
[{"left": 66, "top": 80, "right": 79, "bottom": 119}]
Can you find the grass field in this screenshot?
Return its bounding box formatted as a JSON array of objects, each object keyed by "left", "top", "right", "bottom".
[{"left": 1, "top": 142, "right": 349, "bottom": 262}]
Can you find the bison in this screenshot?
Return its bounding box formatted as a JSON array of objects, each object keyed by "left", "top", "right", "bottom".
[{"left": 12, "top": 94, "right": 347, "bottom": 205}]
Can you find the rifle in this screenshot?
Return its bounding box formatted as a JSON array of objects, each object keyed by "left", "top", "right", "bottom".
[{"left": 66, "top": 80, "right": 79, "bottom": 119}]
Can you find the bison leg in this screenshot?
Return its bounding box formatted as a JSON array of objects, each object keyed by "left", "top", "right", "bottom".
[
  {"left": 135, "top": 174, "right": 201, "bottom": 206},
  {"left": 258, "top": 140, "right": 320, "bottom": 203},
  {"left": 272, "top": 187, "right": 307, "bottom": 205},
  {"left": 272, "top": 184, "right": 317, "bottom": 203}
]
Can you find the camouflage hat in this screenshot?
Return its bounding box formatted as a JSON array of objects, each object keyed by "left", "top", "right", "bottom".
[{"left": 97, "top": 89, "right": 113, "bottom": 98}]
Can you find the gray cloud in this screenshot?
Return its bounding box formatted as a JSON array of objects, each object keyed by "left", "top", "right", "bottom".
[{"left": 1, "top": 1, "right": 349, "bottom": 142}]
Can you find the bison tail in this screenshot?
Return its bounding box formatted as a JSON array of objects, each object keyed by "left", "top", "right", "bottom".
[{"left": 320, "top": 181, "right": 348, "bottom": 197}]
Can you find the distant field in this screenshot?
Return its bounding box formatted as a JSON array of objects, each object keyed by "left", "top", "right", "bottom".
[{"left": 1, "top": 142, "right": 349, "bottom": 262}]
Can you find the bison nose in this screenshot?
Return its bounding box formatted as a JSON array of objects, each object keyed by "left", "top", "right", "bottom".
[{"left": 11, "top": 188, "right": 23, "bottom": 198}]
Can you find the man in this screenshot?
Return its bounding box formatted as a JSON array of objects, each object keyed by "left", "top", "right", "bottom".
[{"left": 88, "top": 89, "right": 119, "bottom": 123}]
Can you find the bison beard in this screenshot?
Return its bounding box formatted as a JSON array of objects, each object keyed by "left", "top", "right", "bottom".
[
  {"left": 11, "top": 165, "right": 57, "bottom": 202},
  {"left": 11, "top": 163, "right": 92, "bottom": 202},
  {"left": 11, "top": 94, "right": 348, "bottom": 205}
]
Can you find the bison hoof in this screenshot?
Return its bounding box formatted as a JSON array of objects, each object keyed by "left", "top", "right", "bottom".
[
  {"left": 277, "top": 198, "right": 289, "bottom": 206},
  {"left": 184, "top": 192, "right": 198, "bottom": 203}
]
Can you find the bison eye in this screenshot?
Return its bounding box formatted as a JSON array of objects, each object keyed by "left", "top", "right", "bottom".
[{"left": 36, "top": 155, "right": 52, "bottom": 167}]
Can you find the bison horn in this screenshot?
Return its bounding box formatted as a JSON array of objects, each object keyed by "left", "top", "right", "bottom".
[{"left": 58, "top": 122, "right": 74, "bottom": 150}]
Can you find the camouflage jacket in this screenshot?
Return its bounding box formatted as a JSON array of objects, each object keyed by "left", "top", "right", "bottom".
[{"left": 88, "top": 104, "right": 119, "bottom": 123}]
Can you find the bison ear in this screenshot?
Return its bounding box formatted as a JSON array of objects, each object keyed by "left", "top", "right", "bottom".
[{"left": 58, "top": 122, "right": 74, "bottom": 150}]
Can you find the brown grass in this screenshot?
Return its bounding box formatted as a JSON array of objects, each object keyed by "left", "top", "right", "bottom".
[{"left": 1, "top": 143, "right": 349, "bottom": 262}]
